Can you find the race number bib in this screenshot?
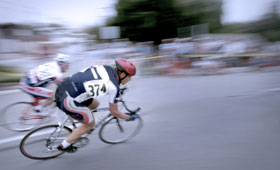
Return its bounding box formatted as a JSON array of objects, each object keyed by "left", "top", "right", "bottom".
[{"left": 84, "top": 80, "right": 107, "bottom": 97}]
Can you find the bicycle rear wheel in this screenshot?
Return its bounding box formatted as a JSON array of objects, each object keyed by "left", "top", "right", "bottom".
[
  {"left": 99, "top": 116, "right": 143, "bottom": 144},
  {"left": 1, "top": 102, "right": 44, "bottom": 131},
  {"left": 20, "top": 125, "right": 72, "bottom": 160}
]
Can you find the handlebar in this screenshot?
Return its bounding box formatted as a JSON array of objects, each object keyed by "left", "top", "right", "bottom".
[
  {"left": 119, "top": 99, "right": 141, "bottom": 114},
  {"left": 91, "top": 86, "right": 141, "bottom": 114},
  {"left": 119, "top": 87, "right": 141, "bottom": 114},
  {"left": 120, "top": 87, "right": 128, "bottom": 95}
]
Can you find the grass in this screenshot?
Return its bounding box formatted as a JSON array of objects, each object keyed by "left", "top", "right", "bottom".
[{"left": 0, "top": 65, "right": 22, "bottom": 83}]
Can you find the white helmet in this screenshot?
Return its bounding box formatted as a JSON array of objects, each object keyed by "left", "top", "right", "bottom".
[{"left": 55, "top": 53, "right": 70, "bottom": 64}]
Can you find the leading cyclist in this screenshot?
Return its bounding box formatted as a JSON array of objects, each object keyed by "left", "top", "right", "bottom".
[
  {"left": 55, "top": 58, "right": 138, "bottom": 152},
  {"left": 20, "top": 53, "right": 70, "bottom": 112}
]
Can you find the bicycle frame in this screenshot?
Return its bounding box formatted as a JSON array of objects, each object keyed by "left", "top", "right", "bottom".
[
  {"left": 20, "top": 98, "right": 55, "bottom": 121},
  {"left": 51, "top": 97, "right": 140, "bottom": 145},
  {"left": 32, "top": 97, "right": 45, "bottom": 106},
  {"left": 20, "top": 92, "right": 142, "bottom": 159},
  {"left": 45, "top": 85, "right": 142, "bottom": 150},
  {"left": 18, "top": 98, "right": 45, "bottom": 120},
  {"left": 56, "top": 107, "right": 112, "bottom": 135},
  {"left": 87, "top": 99, "right": 140, "bottom": 134}
]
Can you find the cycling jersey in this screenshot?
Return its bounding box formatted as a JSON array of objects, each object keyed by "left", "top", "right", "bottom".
[
  {"left": 55, "top": 65, "right": 120, "bottom": 123},
  {"left": 20, "top": 62, "right": 63, "bottom": 98},
  {"left": 63, "top": 65, "right": 120, "bottom": 104},
  {"left": 26, "top": 62, "right": 63, "bottom": 87}
]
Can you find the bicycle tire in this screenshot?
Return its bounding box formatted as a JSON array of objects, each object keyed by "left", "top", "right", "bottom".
[
  {"left": 99, "top": 116, "right": 143, "bottom": 144},
  {"left": 20, "top": 125, "right": 72, "bottom": 160},
  {"left": 1, "top": 102, "right": 44, "bottom": 131}
]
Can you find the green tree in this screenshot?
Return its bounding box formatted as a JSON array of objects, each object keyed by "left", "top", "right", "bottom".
[
  {"left": 253, "top": 2, "right": 280, "bottom": 41},
  {"left": 107, "top": 0, "right": 222, "bottom": 47},
  {"left": 86, "top": 26, "right": 100, "bottom": 39},
  {"left": 176, "top": 0, "right": 222, "bottom": 32},
  {"left": 109, "top": 0, "right": 182, "bottom": 46}
]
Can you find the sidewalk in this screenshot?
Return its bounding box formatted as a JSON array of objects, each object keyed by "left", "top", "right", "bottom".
[
  {"left": 0, "top": 82, "right": 22, "bottom": 96},
  {"left": 0, "top": 83, "right": 20, "bottom": 92}
]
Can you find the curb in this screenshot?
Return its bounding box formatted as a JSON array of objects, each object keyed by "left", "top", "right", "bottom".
[
  {"left": 0, "top": 134, "right": 25, "bottom": 145},
  {"left": 0, "top": 89, "right": 21, "bottom": 95},
  {"left": 0, "top": 83, "right": 20, "bottom": 95}
]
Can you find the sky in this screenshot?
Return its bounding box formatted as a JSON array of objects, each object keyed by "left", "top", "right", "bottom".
[
  {"left": 222, "top": 0, "right": 279, "bottom": 24},
  {"left": 0, "top": 0, "right": 279, "bottom": 28},
  {"left": 0, "top": 0, "right": 118, "bottom": 28}
]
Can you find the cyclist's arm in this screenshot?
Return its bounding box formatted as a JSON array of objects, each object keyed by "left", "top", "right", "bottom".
[
  {"left": 54, "top": 62, "right": 67, "bottom": 84},
  {"left": 109, "top": 102, "right": 131, "bottom": 120},
  {"left": 53, "top": 71, "right": 65, "bottom": 84},
  {"left": 53, "top": 77, "right": 63, "bottom": 84},
  {"left": 107, "top": 80, "right": 131, "bottom": 120}
]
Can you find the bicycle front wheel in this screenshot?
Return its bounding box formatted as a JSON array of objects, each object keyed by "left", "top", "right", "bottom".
[
  {"left": 20, "top": 125, "right": 72, "bottom": 160},
  {"left": 99, "top": 116, "right": 143, "bottom": 144},
  {"left": 2, "top": 102, "right": 43, "bottom": 131}
]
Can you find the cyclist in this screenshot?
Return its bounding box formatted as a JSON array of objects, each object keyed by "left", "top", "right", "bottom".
[
  {"left": 20, "top": 53, "right": 70, "bottom": 112},
  {"left": 55, "top": 58, "right": 138, "bottom": 152}
]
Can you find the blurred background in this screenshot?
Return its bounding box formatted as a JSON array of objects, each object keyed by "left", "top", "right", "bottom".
[
  {"left": 0, "top": 0, "right": 279, "bottom": 81},
  {"left": 1, "top": 1, "right": 280, "bottom": 170}
]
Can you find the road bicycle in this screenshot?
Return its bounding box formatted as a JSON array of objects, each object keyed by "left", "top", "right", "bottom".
[
  {"left": 19, "top": 91, "right": 143, "bottom": 160},
  {"left": 1, "top": 97, "right": 57, "bottom": 132}
]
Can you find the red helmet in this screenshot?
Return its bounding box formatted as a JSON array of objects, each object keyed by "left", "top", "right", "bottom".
[{"left": 115, "top": 58, "right": 136, "bottom": 76}]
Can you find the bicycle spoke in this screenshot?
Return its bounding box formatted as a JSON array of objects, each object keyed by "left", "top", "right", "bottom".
[
  {"left": 20, "top": 125, "right": 72, "bottom": 160},
  {"left": 99, "top": 116, "right": 143, "bottom": 144},
  {"left": 2, "top": 102, "right": 43, "bottom": 131}
]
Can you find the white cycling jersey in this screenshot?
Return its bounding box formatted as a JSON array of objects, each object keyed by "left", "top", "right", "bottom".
[{"left": 27, "top": 62, "right": 63, "bottom": 86}]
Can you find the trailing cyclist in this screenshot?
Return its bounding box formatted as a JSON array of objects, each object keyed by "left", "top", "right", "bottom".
[
  {"left": 55, "top": 58, "right": 139, "bottom": 152},
  {"left": 20, "top": 53, "right": 70, "bottom": 112}
]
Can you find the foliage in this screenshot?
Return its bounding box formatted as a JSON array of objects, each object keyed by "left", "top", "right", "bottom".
[
  {"left": 0, "top": 66, "right": 21, "bottom": 83},
  {"left": 85, "top": 26, "right": 100, "bottom": 39},
  {"left": 176, "top": 0, "right": 222, "bottom": 32},
  {"left": 107, "top": 0, "right": 222, "bottom": 45},
  {"left": 0, "top": 66, "right": 19, "bottom": 73},
  {"left": 48, "top": 24, "right": 63, "bottom": 28}
]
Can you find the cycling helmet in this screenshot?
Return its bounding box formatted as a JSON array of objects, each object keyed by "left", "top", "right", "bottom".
[
  {"left": 55, "top": 53, "right": 70, "bottom": 64},
  {"left": 115, "top": 58, "right": 136, "bottom": 76}
]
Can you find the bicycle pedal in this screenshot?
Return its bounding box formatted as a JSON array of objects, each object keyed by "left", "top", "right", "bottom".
[{"left": 57, "top": 145, "right": 78, "bottom": 153}]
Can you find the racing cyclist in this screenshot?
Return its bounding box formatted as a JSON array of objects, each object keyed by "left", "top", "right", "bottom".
[
  {"left": 55, "top": 58, "right": 138, "bottom": 152},
  {"left": 20, "top": 53, "right": 70, "bottom": 112}
]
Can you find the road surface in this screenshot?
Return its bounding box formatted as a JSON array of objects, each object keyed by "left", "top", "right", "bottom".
[{"left": 0, "top": 70, "right": 280, "bottom": 170}]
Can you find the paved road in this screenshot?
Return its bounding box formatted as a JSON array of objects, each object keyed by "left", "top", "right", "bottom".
[{"left": 0, "top": 70, "right": 280, "bottom": 170}]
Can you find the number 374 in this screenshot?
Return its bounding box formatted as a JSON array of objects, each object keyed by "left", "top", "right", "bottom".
[{"left": 87, "top": 83, "right": 106, "bottom": 96}]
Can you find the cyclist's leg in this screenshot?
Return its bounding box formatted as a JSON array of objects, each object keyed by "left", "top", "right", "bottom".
[
  {"left": 88, "top": 98, "right": 100, "bottom": 110},
  {"left": 58, "top": 96, "right": 99, "bottom": 149},
  {"left": 20, "top": 78, "right": 54, "bottom": 111},
  {"left": 41, "top": 92, "right": 55, "bottom": 107}
]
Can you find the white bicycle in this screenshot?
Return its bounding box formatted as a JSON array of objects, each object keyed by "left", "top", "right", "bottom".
[{"left": 19, "top": 89, "right": 143, "bottom": 160}]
